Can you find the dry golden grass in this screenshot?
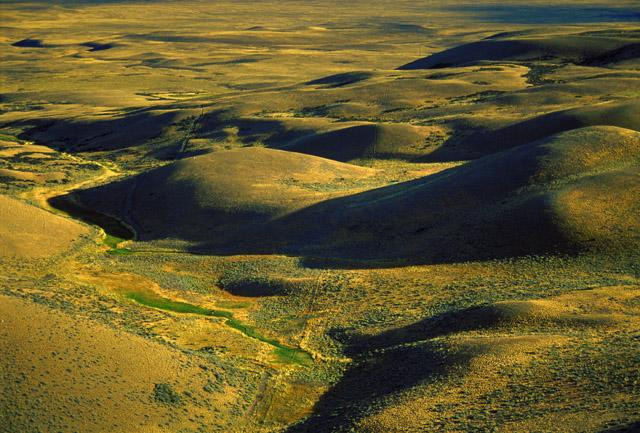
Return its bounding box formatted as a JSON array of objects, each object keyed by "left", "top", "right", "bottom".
[
  {"left": 0, "top": 168, "right": 65, "bottom": 183},
  {"left": 0, "top": 195, "right": 89, "bottom": 258},
  {"left": 0, "top": 141, "right": 55, "bottom": 158},
  {"left": 0, "top": 294, "right": 239, "bottom": 433}
]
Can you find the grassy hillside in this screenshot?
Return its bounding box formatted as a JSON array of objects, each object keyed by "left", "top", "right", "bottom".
[
  {"left": 279, "top": 123, "right": 429, "bottom": 162},
  {"left": 445, "top": 99, "right": 640, "bottom": 159},
  {"left": 53, "top": 147, "right": 379, "bottom": 249},
  {"left": 290, "top": 285, "right": 640, "bottom": 432}
]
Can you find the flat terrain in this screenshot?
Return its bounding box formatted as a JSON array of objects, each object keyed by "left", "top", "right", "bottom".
[{"left": 1, "top": 1, "right": 639, "bottom": 432}]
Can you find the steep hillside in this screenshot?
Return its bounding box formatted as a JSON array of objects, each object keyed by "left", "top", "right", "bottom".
[{"left": 0, "top": 195, "right": 89, "bottom": 258}]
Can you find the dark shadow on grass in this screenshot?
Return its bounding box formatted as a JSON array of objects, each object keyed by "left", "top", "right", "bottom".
[
  {"left": 305, "top": 71, "right": 374, "bottom": 88},
  {"left": 13, "top": 108, "right": 180, "bottom": 153},
  {"left": 276, "top": 123, "right": 428, "bottom": 162},
  {"left": 447, "top": 5, "right": 640, "bottom": 25},
  {"left": 195, "top": 109, "right": 318, "bottom": 149},
  {"left": 397, "top": 32, "right": 640, "bottom": 71},
  {"left": 419, "top": 99, "right": 640, "bottom": 161},
  {"left": 11, "top": 106, "right": 306, "bottom": 159},
  {"left": 80, "top": 42, "right": 117, "bottom": 52},
  {"left": 218, "top": 277, "right": 291, "bottom": 297},
  {"left": 286, "top": 313, "right": 479, "bottom": 432},
  {"left": 331, "top": 305, "right": 510, "bottom": 357},
  {"left": 11, "top": 38, "right": 46, "bottom": 48},
  {"left": 48, "top": 195, "right": 134, "bottom": 240},
  {"left": 51, "top": 135, "right": 576, "bottom": 268},
  {"left": 598, "top": 421, "right": 640, "bottom": 433}
]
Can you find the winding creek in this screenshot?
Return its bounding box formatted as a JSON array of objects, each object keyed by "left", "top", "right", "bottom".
[
  {"left": 42, "top": 174, "right": 313, "bottom": 366},
  {"left": 124, "top": 288, "right": 313, "bottom": 365}
]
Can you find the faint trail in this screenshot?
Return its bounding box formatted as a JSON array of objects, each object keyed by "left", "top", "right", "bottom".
[
  {"left": 22, "top": 151, "right": 121, "bottom": 214},
  {"left": 299, "top": 281, "right": 351, "bottom": 364},
  {"left": 243, "top": 371, "right": 272, "bottom": 429},
  {"left": 121, "top": 175, "right": 140, "bottom": 239},
  {"left": 176, "top": 105, "right": 204, "bottom": 157},
  {"left": 299, "top": 316, "right": 352, "bottom": 364}
]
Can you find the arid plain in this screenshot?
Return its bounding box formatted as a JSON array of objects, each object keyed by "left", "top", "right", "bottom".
[{"left": 1, "top": 1, "right": 640, "bottom": 432}]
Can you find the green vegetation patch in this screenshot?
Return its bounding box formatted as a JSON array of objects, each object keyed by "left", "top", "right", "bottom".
[
  {"left": 123, "top": 290, "right": 232, "bottom": 319},
  {"left": 104, "top": 234, "right": 132, "bottom": 255},
  {"left": 153, "top": 383, "right": 181, "bottom": 405},
  {"left": 272, "top": 347, "right": 314, "bottom": 366},
  {"left": 0, "top": 133, "right": 21, "bottom": 143},
  {"left": 125, "top": 289, "right": 312, "bottom": 365}
]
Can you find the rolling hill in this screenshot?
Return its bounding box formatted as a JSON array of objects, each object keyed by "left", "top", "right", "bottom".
[
  {"left": 398, "top": 33, "right": 640, "bottom": 70},
  {"left": 52, "top": 147, "right": 376, "bottom": 250},
  {"left": 283, "top": 125, "right": 639, "bottom": 263},
  {"left": 431, "top": 99, "right": 640, "bottom": 160},
  {"left": 52, "top": 126, "right": 639, "bottom": 263},
  {"left": 279, "top": 123, "right": 429, "bottom": 162},
  {"left": 4, "top": 2, "right": 640, "bottom": 431}
]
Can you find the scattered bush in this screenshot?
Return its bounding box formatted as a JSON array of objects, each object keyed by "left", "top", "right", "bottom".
[{"left": 153, "top": 383, "right": 181, "bottom": 405}]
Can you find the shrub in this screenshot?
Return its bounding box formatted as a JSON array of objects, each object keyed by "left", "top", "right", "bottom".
[{"left": 153, "top": 383, "right": 181, "bottom": 405}]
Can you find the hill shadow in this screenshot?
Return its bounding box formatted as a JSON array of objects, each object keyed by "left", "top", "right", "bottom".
[
  {"left": 13, "top": 108, "right": 181, "bottom": 154},
  {"left": 12, "top": 38, "right": 46, "bottom": 48},
  {"left": 598, "top": 421, "right": 640, "bottom": 433},
  {"left": 398, "top": 32, "right": 640, "bottom": 70},
  {"left": 80, "top": 41, "right": 117, "bottom": 52},
  {"left": 447, "top": 5, "right": 640, "bottom": 25},
  {"left": 287, "top": 296, "right": 638, "bottom": 431},
  {"left": 285, "top": 309, "right": 484, "bottom": 432},
  {"left": 197, "top": 109, "right": 332, "bottom": 151},
  {"left": 335, "top": 304, "right": 515, "bottom": 357},
  {"left": 10, "top": 106, "right": 317, "bottom": 159},
  {"left": 258, "top": 142, "right": 569, "bottom": 266},
  {"left": 47, "top": 117, "right": 639, "bottom": 268},
  {"left": 305, "top": 71, "right": 374, "bottom": 88},
  {"left": 51, "top": 137, "right": 574, "bottom": 268}
]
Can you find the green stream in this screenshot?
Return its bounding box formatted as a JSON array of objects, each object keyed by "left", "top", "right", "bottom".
[
  {"left": 48, "top": 197, "right": 311, "bottom": 364},
  {"left": 124, "top": 290, "right": 313, "bottom": 365},
  {"left": 104, "top": 234, "right": 133, "bottom": 255}
]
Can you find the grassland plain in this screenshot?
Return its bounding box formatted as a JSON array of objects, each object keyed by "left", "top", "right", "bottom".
[{"left": 1, "top": 1, "right": 640, "bottom": 432}]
